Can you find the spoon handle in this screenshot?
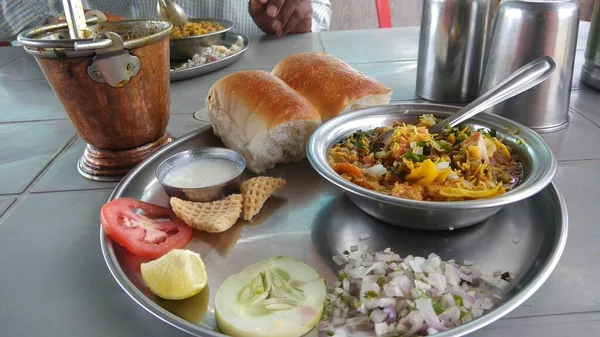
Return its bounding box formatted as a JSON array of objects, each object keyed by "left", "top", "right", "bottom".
[
  {"left": 61, "top": 0, "right": 89, "bottom": 39},
  {"left": 428, "top": 56, "right": 557, "bottom": 134}
]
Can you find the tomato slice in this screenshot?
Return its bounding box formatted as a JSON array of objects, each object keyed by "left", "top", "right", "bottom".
[{"left": 100, "top": 198, "right": 193, "bottom": 260}]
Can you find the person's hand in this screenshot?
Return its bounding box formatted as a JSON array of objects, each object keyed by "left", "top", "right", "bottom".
[{"left": 249, "top": 0, "right": 312, "bottom": 36}]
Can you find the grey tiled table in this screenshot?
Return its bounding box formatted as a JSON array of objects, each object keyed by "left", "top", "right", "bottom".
[{"left": 1, "top": 23, "right": 600, "bottom": 337}]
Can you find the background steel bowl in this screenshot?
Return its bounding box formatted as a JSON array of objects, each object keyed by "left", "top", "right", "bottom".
[
  {"left": 307, "top": 102, "right": 557, "bottom": 230},
  {"left": 169, "top": 18, "right": 234, "bottom": 60},
  {"left": 155, "top": 147, "right": 245, "bottom": 202}
]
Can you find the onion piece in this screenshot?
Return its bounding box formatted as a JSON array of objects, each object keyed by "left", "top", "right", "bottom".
[
  {"left": 364, "top": 164, "right": 387, "bottom": 178},
  {"left": 435, "top": 161, "right": 450, "bottom": 170}
]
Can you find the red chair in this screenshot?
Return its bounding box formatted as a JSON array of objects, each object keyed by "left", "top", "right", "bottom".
[{"left": 375, "top": 0, "right": 392, "bottom": 28}]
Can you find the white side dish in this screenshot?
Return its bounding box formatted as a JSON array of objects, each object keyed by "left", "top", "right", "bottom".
[{"left": 164, "top": 158, "right": 240, "bottom": 188}]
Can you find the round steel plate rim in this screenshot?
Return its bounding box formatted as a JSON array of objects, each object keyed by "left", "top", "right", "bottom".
[
  {"left": 308, "top": 103, "right": 558, "bottom": 210},
  {"left": 168, "top": 18, "right": 234, "bottom": 41},
  {"left": 100, "top": 124, "right": 568, "bottom": 337}
]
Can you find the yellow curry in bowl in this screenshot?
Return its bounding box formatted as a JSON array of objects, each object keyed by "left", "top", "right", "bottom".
[
  {"left": 171, "top": 21, "right": 225, "bottom": 38},
  {"left": 327, "top": 114, "right": 522, "bottom": 201}
]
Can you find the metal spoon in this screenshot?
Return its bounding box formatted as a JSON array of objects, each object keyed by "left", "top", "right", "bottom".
[
  {"left": 428, "top": 56, "right": 557, "bottom": 134},
  {"left": 157, "top": 0, "right": 188, "bottom": 27}
]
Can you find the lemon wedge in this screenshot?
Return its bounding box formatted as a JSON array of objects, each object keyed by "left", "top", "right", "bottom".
[
  {"left": 140, "top": 249, "right": 208, "bottom": 300},
  {"left": 215, "top": 256, "right": 326, "bottom": 337}
]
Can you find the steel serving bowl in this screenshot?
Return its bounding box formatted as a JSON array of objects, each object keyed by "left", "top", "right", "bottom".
[
  {"left": 155, "top": 147, "right": 245, "bottom": 202},
  {"left": 307, "top": 102, "right": 557, "bottom": 230},
  {"left": 169, "top": 18, "right": 234, "bottom": 60}
]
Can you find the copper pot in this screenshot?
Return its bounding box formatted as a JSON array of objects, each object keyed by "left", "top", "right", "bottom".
[{"left": 18, "top": 18, "right": 174, "bottom": 180}]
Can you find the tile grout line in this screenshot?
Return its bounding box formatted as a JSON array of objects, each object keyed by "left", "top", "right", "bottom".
[
  {"left": 0, "top": 185, "right": 115, "bottom": 198},
  {"left": 0, "top": 117, "right": 70, "bottom": 125},
  {"left": 0, "top": 197, "right": 21, "bottom": 225},
  {"left": 570, "top": 105, "right": 600, "bottom": 129},
  {"left": 22, "top": 133, "right": 79, "bottom": 194},
  {"left": 348, "top": 58, "right": 419, "bottom": 65},
  {"left": 498, "top": 309, "right": 600, "bottom": 322},
  {"left": 0, "top": 133, "right": 79, "bottom": 222},
  {"left": 0, "top": 198, "right": 16, "bottom": 220},
  {"left": 317, "top": 32, "right": 326, "bottom": 53},
  {"left": 0, "top": 78, "right": 49, "bottom": 83},
  {"left": 0, "top": 78, "right": 47, "bottom": 83},
  {"left": 0, "top": 53, "right": 27, "bottom": 71}
]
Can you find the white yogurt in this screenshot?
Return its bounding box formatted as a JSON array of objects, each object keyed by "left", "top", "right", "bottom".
[{"left": 163, "top": 158, "right": 240, "bottom": 188}]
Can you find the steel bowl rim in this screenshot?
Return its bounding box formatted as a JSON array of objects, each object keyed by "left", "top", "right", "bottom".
[
  {"left": 154, "top": 146, "right": 246, "bottom": 192},
  {"left": 99, "top": 125, "right": 568, "bottom": 337},
  {"left": 168, "top": 18, "right": 234, "bottom": 40},
  {"left": 307, "top": 102, "right": 558, "bottom": 210}
]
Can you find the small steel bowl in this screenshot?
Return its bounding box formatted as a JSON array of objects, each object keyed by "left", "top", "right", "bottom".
[
  {"left": 155, "top": 147, "right": 246, "bottom": 202},
  {"left": 307, "top": 102, "right": 558, "bottom": 230},
  {"left": 169, "top": 18, "right": 234, "bottom": 60}
]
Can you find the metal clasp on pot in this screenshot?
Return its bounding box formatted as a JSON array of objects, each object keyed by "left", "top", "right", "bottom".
[{"left": 74, "top": 31, "right": 141, "bottom": 88}]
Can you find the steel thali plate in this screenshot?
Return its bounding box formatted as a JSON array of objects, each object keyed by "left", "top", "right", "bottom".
[
  {"left": 170, "top": 32, "right": 250, "bottom": 82},
  {"left": 101, "top": 111, "right": 568, "bottom": 337}
]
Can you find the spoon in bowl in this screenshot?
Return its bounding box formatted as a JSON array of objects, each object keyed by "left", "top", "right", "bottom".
[
  {"left": 157, "top": 0, "right": 188, "bottom": 27},
  {"left": 427, "top": 56, "right": 556, "bottom": 134}
]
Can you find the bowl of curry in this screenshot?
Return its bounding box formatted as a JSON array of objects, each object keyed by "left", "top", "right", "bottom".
[{"left": 307, "top": 102, "right": 557, "bottom": 230}]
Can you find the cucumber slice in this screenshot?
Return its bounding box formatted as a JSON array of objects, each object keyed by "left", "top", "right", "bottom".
[{"left": 215, "top": 256, "right": 326, "bottom": 337}]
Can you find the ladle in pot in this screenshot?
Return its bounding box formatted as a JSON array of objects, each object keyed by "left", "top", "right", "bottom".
[
  {"left": 60, "top": 0, "right": 90, "bottom": 39},
  {"left": 157, "top": 0, "right": 189, "bottom": 27}
]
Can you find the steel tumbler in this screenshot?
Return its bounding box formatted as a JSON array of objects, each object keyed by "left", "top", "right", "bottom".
[
  {"left": 416, "top": 0, "right": 497, "bottom": 103},
  {"left": 480, "top": 0, "right": 579, "bottom": 132}
]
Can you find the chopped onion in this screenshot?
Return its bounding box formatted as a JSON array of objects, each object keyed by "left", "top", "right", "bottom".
[
  {"left": 321, "top": 245, "right": 510, "bottom": 336},
  {"left": 476, "top": 134, "right": 489, "bottom": 162},
  {"left": 383, "top": 283, "right": 404, "bottom": 297},
  {"left": 333, "top": 255, "right": 347, "bottom": 266},
  {"left": 370, "top": 309, "right": 387, "bottom": 324},
  {"left": 447, "top": 173, "right": 460, "bottom": 180},
  {"left": 359, "top": 233, "right": 371, "bottom": 241},
  {"left": 334, "top": 327, "right": 349, "bottom": 337},
  {"left": 364, "top": 164, "right": 387, "bottom": 178},
  {"left": 374, "top": 322, "right": 389, "bottom": 336},
  {"left": 332, "top": 316, "right": 346, "bottom": 326},
  {"left": 415, "top": 298, "right": 447, "bottom": 331},
  {"left": 435, "top": 161, "right": 450, "bottom": 170},
  {"left": 375, "top": 252, "right": 401, "bottom": 262}
]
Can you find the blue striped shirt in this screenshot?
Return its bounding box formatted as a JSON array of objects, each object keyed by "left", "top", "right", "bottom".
[{"left": 0, "top": 0, "right": 331, "bottom": 40}]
